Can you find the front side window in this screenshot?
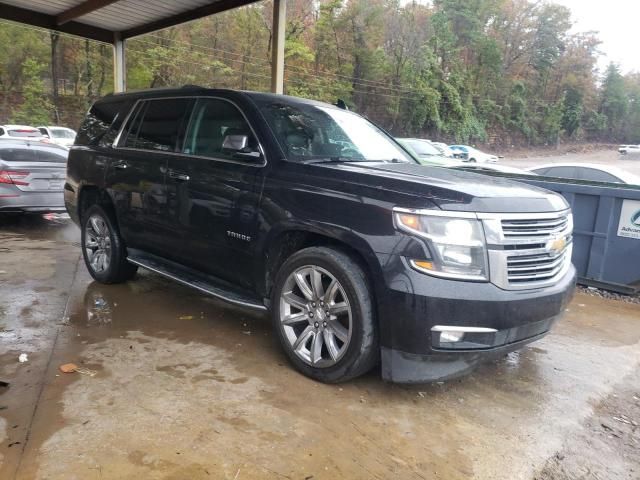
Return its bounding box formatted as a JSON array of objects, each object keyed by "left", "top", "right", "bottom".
[
  {"left": 124, "top": 98, "right": 191, "bottom": 152},
  {"left": 182, "top": 98, "right": 259, "bottom": 161},
  {"left": 255, "top": 99, "right": 414, "bottom": 163}
]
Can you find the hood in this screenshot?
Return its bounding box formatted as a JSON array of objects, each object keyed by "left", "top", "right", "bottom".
[{"left": 311, "top": 161, "right": 568, "bottom": 213}]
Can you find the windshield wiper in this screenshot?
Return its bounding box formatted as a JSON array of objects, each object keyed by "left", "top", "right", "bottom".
[{"left": 303, "top": 157, "right": 367, "bottom": 164}]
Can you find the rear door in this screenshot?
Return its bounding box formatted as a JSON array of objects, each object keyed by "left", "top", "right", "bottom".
[
  {"left": 106, "top": 97, "right": 193, "bottom": 259},
  {"left": 166, "top": 97, "right": 264, "bottom": 287}
]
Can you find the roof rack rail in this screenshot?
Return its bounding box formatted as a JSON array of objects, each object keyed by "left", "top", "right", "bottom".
[{"left": 181, "top": 84, "right": 204, "bottom": 89}]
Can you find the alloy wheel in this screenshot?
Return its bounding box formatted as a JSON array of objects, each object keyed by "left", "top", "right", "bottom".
[
  {"left": 279, "top": 265, "right": 353, "bottom": 367},
  {"left": 84, "top": 214, "right": 112, "bottom": 274}
]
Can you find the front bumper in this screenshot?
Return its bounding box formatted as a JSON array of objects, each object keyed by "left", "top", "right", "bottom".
[{"left": 376, "top": 254, "right": 576, "bottom": 383}]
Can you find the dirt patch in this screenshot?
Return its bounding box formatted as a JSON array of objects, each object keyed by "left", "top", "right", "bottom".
[{"left": 534, "top": 368, "right": 640, "bottom": 480}]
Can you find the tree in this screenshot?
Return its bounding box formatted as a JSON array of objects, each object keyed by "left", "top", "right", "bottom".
[{"left": 11, "top": 58, "right": 53, "bottom": 125}]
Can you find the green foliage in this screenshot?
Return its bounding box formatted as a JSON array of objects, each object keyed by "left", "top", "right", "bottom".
[
  {"left": 11, "top": 59, "right": 53, "bottom": 125},
  {"left": 3, "top": 0, "right": 640, "bottom": 144}
]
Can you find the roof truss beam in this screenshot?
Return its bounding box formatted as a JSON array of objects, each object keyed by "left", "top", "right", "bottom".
[
  {"left": 0, "top": 2, "right": 114, "bottom": 42},
  {"left": 121, "top": 0, "right": 258, "bottom": 39},
  {"left": 57, "top": 0, "right": 120, "bottom": 26}
]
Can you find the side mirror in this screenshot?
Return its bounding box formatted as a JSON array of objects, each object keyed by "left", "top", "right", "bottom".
[
  {"left": 222, "top": 134, "right": 262, "bottom": 161},
  {"left": 222, "top": 134, "right": 249, "bottom": 151}
]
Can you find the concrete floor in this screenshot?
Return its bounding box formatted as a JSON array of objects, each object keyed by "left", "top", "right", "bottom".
[{"left": 1, "top": 215, "right": 639, "bottom": 480}]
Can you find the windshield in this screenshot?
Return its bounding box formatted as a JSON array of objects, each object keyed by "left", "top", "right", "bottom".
[
  {"left": 256, "top": 99, "right": 414, "bottom": 163},
  {"left": 50, "top": 128, "right": 76, "bottom": 139},
  {"left": 403, "top": 139, "right": 441, "bottom": 156}
]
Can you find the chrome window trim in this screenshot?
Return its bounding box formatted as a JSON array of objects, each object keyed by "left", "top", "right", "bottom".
[{"left": 112, "top": 95, "right": 267, "bottom": 168}]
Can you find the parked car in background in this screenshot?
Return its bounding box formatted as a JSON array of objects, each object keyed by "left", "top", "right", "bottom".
[
  {"left": 430, "top": 141, "right": 455, "bottom": 158},
  {"left": 37, "top": 126, "right": 77, "bottom": 148},
  {"left": 449, "top": 145, "right": 499, "bottom": 163},
  {"left": 0, "top": 139, "right": 68, "bottom": 214},
  {"left": 618, "top": 144, "right": 640, "bottom": 155},
  {"left": 528, "top": 163, "right": 640, "bottom": 185},
  {"left": 66, "top": 86, "right": 575, "bottom": 384},
  {"left": 0, "top": 125, "right": 46, "bottom": 140},
  {"left": 455, "top": 163, "right": 536, "bottom": 176},
  {"left": 397, "top": 138, "right": 456, "bottom": 166}
]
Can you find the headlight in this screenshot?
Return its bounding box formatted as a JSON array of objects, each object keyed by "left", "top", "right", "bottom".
[{"left": 394, "top": 209, "right": 488, "bottom": 281}]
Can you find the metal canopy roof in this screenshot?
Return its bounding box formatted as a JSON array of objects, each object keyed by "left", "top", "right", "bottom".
[{"left": 0, "top": 0, "right": 260, "bottom": 42}]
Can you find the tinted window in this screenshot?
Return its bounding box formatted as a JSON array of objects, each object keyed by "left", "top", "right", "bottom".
[
  {"left": 125, "top": 98, "right": 191, "bottom": 152},
  {"left": 540, "top": 166, "right": 578, "bottom": 179},
  {"left": 0, "top": 128, "right": 5, "bottom": 136},
  {"left": 182, "top": 98, "right": 258, "bottom": 161},
  {"left": 76, "top": 99, "right": 132, "bottom": 147},
  {"left": 0, "top": 146, "right": 68, "bottom": 163},
  {"left": 578, "top": 168, "right": 622, "bottom": 183}
]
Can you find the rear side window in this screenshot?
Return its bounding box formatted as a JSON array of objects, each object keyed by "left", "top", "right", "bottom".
[
  {"left": 123, "top": 98, "right": 192, "bottom": 152},
  {"left": 0, "top": 146, "right": 67, "bottom": 163},
  {"left": 76, "top": 99, "right": 132, "bottom": 147}
]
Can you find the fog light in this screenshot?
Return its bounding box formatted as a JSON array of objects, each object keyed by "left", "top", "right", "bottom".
[{"left": 440, "top": 330, "right": 464, "bottom": 343}]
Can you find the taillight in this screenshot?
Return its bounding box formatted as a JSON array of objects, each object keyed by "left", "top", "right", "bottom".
[{"left": 0, "top": 170, "right": 30, "bottom": 186}]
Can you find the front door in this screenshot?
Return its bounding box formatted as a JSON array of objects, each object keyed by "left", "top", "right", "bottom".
[
  {"left": 166, "top": 97, "right": 264, "bottom": 288},
  {"left": 105, "top": 97, "right": 193, "bottom": 259}
]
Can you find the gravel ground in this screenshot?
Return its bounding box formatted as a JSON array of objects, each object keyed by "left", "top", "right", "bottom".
[{"left": 578, "top": 285, "right": 640, "bottom": 305}]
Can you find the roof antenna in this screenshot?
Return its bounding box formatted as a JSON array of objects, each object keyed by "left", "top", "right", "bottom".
[{"left": 335, "top": 99, "right": 348, "bottom": 110}]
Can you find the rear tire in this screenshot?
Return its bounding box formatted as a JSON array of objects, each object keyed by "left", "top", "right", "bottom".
[
  {"left": 271, "top": 247, "right": 378, "bottom": 383},
  {"left": 81, "top": 204, "right": 137, "bottom": 284}
]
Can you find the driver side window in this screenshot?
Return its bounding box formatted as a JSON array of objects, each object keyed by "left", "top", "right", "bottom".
[{"left": 183, "top": 98, "right": 258, "bottom": 161}]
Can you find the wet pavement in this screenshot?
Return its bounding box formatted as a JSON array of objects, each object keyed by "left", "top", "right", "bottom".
[{"left": 1, "top": 215, "right": 639, "bottom": 480}]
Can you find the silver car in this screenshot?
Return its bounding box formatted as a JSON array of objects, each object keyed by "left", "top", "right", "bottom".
[{"left": 0, "top": 139, "right": 68, "bottom": 214}]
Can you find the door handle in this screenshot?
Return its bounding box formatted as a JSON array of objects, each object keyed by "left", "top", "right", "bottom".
[
  {"left": 112, "top": 161, "right": 129, "bottom": 170},
  {"left": 168, "top": 169, "right": 190, "bottom": 182}
]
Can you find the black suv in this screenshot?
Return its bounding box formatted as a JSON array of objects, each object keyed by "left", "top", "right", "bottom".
[{"left": 65, "top": 87, "right": 576, "bottom": 383}]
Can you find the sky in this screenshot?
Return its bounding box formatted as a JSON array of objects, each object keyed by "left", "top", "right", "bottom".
[
  {"left": 403, "top": 0, "right": 639, "bottom": 74},
  {"left": 554, "top": 0, "right": 640, "bottom": 73}
]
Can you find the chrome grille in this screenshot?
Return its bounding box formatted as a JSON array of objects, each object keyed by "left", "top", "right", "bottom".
[
  {"left": 481, "top": 210, "right": 573, "bottom": 290},
  {"left": 501, "top": 216, "right": 569, "bottom": 238},
  {"left": 506, "top": 248, "right": 570, "bottom": 283}
]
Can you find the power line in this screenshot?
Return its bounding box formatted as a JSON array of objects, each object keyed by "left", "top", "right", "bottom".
[{"left": 142, "top": 32, "right": 429, "bottom": 93}]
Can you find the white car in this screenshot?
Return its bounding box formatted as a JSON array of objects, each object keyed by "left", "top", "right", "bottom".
[
  {"left": 528, "top": 163, "right": 640, "bottom": 185},
  {"left": 449, "top": 145, "right": 499, "bottom": 163},
  {"left": 429, "top": 141, "right": 456, "bottom": 158},
  {"left": 0, "top": 125, "right": 46, "bottom": 140},
  {"left": 37, "top": 126, "right": 77, "bottom": 148},
  {"left": 618, "top": 144, "right": 640, "bottom": 155}
]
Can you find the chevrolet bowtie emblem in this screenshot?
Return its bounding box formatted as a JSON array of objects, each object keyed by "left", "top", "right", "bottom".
[{"left": 546, "top": 237, "right": 566, "bottom": 255}]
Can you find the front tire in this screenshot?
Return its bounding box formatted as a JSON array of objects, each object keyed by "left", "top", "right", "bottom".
[
  {"left": 81, "top": 204, "right": 137, "bottom": 284},
  {"left": 271, "top": 247, "right": 378, "bottom": 383}
]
